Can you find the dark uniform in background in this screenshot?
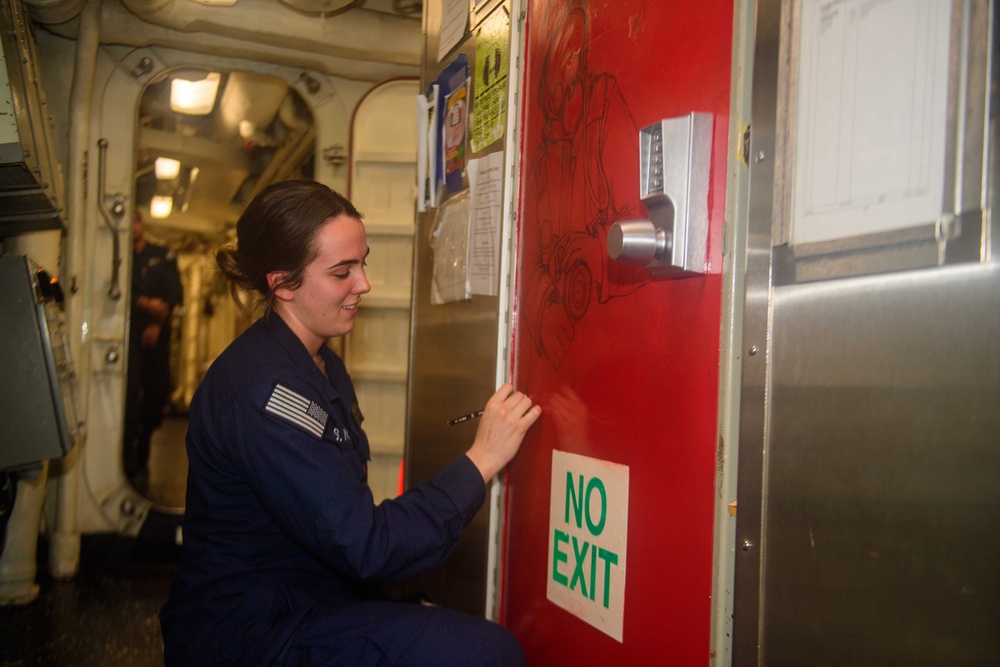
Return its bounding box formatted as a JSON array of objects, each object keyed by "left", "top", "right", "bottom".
[{"left": 124, "top": 216, "right": 182, "bottom": 484}]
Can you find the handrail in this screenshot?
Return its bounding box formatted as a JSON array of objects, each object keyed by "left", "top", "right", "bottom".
[{"left": 96, "top": 138, "right": 123, "bottom": 300}]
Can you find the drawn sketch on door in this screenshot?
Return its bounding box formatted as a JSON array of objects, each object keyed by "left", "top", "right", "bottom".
[{"left": 520, "top": 0, "right": 649, "bottom": 376}]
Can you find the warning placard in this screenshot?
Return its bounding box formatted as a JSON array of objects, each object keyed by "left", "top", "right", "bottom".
[{"left": 547, "top": 450, "right": 629, "bottom": 642}]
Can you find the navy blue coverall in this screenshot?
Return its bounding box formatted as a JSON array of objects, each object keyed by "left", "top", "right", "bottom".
[{"left": 159, "top": 314, "right": 524, "bottom": 666}]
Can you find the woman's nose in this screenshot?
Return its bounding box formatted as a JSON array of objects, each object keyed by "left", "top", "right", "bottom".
[{"left": 356, "top": 269, "right": 371, "bottom": 294}]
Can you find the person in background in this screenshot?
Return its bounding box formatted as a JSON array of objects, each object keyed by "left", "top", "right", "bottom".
[
  {"left": 124, "top": 211, "right": 182, "bottom": 488},
  {"left": 159, "top": 179, "right": 542, "bottom": 666}
]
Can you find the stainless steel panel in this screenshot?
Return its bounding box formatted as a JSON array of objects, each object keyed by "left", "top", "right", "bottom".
[
  {"left": 403, "top": 302, "right": 498, "bottom": 615},
  {"left": 737, "top": 1, "right": 1000, "bottom": 664},
  {"left": 732, "top": 0, "right": 782, "bottom": 659},
  {"left": 763, "top": 265, "right": 1000, "bottom": 665},
  {"left": 401, "top": 0, "right": 505, "bottom": 615}
]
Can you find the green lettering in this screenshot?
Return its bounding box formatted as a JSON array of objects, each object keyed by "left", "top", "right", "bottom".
[
  {"left": 552, "top": 529, "right": 569, "bottom": 586},
  {"left": 570, "top": 536, "right": 589, "bottom": 597},
  {"left": 589, "top": 536, "right": 597, "bottom": 600},
  {"left": 598, "top": 547, "right": 619, "bottom": 609},
  {"left": 587, "top": 477, "right": 608, "bottom": 535},
  {"left": 585, "top": 477, "right": 607, "bottom": 536},
  {"left": 565, "top": 472, "right": 584, "bottom": 528}
]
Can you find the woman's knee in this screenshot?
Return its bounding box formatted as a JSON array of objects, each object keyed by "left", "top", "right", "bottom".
[{"left": 435, "top": 612, "right": 525, "bottom": 666}]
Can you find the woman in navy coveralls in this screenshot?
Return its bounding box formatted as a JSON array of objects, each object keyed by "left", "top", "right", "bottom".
[{"left": 159, "top": 180, "right": 541, "bottom": 666}]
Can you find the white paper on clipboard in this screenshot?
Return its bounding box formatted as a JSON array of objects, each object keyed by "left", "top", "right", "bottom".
[
  {"left": 438, "top": 0, "right": 468, "bottom": 62},
  {"left": 467, "top": 151, "right": 503, "bottom": 296},
  {"left": 791, "top": 0, "right": 952, "bottom": 246}
]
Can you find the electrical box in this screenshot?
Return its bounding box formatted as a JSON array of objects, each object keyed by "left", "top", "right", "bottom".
[{"left": 0, "top": 256, "right": 77, "bottom": 469}]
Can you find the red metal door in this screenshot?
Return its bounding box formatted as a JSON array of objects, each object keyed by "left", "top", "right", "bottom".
[{"left": 503, "top": 0, "right": 734, "bottom": 663}]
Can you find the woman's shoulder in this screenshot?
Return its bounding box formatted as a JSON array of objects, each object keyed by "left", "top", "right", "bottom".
[
  {"left": 194, "top": 323, "right": 285, "bottom": 407},
  {"left": 208, "top": 322, "right": 271, "bottom": 373}
]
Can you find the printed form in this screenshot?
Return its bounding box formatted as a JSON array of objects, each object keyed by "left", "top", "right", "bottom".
[{"left": 792, "top": 0, "right": 952, "bottom": 245}]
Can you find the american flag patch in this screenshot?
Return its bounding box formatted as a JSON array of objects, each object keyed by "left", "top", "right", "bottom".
[{"left": 264, "top": 383, "right": 328, "bottom": 439}]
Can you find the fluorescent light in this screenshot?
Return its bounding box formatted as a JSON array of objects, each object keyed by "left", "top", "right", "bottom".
[
  {"left": 155, "top": 157, "right": 181, "bottom": 180},
  {"left": 150, "top": 195, "right": 173, "bottom": 219},
  {"left": 170, "top": 72, "right": 221, "bottom": 115}
]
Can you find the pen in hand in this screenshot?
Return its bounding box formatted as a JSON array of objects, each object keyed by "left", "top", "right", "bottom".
[{"left": 447, "top": 409, "right": 484, "bottom": 426}]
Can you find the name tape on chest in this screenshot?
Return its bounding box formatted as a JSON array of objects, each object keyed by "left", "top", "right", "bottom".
[{"left": 264, "top": 383, "right": 328, "bottom": 439}]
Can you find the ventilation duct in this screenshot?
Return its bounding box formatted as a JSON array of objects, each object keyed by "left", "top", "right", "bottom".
[{"left": 0, "top": 0, "right": 66, "bottom": 235}]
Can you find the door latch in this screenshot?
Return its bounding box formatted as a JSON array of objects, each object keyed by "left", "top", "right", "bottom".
[{"left": 607, "top": 113, "right": 713, "bottom": 276}]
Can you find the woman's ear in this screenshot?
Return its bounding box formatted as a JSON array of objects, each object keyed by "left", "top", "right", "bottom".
[{"left": 267, "top": 271, "right": 295, "bottom": 302}]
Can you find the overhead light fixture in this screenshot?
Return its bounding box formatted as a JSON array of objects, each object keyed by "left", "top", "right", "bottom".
[
  {"left": 150, "top": 195, "right": 173, "bottom": 219},
  {"left": 155, "top": 157, "right": 181, "bottom": 180},
  {"left": 170, "top": 72, "right": 221, "bottom": 115}
]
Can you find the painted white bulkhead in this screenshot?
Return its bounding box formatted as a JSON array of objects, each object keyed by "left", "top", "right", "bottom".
[{"left": 346, "top": 78, "right": 419, "bottom": 503}]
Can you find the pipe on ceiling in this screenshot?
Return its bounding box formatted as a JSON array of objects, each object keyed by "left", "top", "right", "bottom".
[
  {"left": 118, "top": 0, "right": 419, "bottom": 65},
  {"left": 22, "top": 0, "right": 422, "bottom": 81},
  {"left": 277, "top": 0, "right": 356, "bottom": 13},
  {"left": 20, "top": 0, "right": 86, "bottom": 24},
  {"left": 39, "top": 0, "right": 420, "bottom": 82}
]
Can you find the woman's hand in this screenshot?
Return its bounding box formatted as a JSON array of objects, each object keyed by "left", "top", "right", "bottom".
[{"left": 466, "top": 383, "right": 542, "bottom": 484}]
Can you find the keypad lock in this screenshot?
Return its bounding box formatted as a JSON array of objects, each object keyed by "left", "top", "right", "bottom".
[{"left": 607, "top": 113, "right": 712, "bottom": 276}]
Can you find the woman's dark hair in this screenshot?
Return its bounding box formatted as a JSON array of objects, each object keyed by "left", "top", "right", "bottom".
[{"left": 216, "top": 179, "right": 362, "bottom": 315}]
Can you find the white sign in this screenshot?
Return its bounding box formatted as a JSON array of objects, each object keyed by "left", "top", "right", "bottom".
[
  {"left": 437, "top": 0, "right": 468, "bottom": 62},
  {"left": 467, "top": 151, "right": 503, "bottom": 296},
  {"left": 547, "top": 450, "right": 629, "bottom": 642},
  {"left": 792, "top": 0, "right": 951, "bottom": 245}
]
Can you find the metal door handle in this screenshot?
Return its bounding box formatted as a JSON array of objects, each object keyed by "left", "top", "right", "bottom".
[
  {"left": 605, "top": 113, "right": 712, "bottom": 277},
  {"left": 607, "top": 219, "right": 670, "bottom": 265}
]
